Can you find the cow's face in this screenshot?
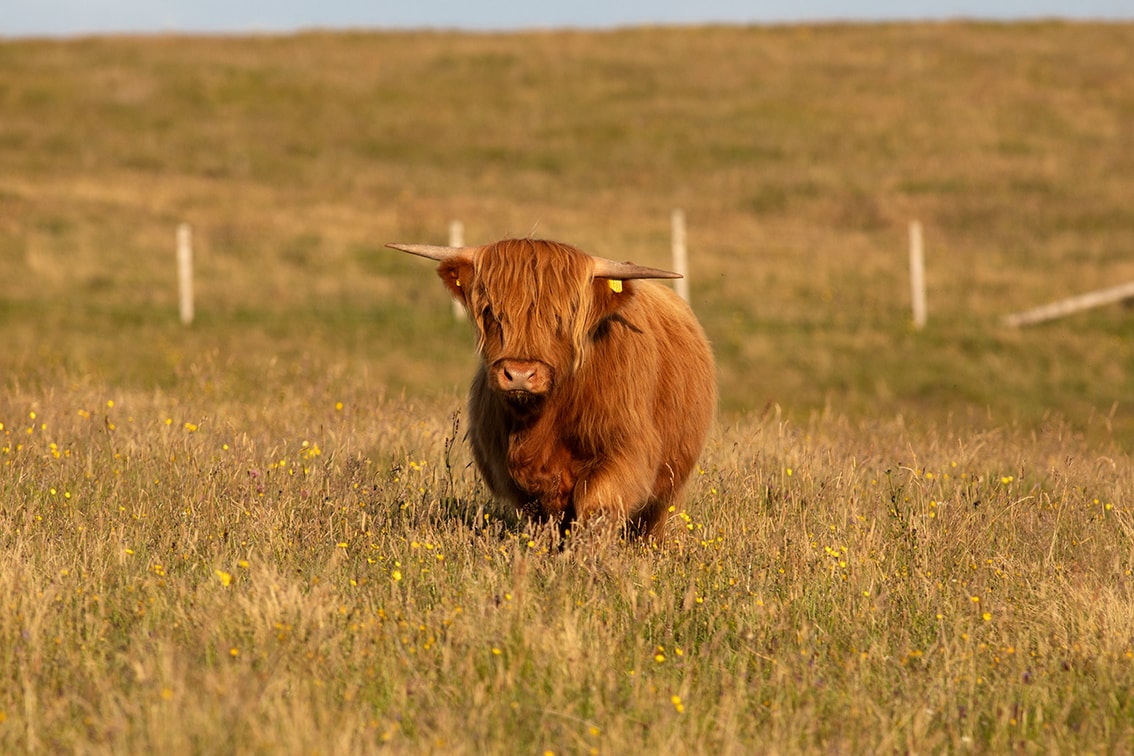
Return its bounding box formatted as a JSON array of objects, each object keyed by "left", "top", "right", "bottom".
[
  {"left": 385, "top": 237, "right": 681, "bottom": 407},
  {"left": 438, "top": 240, "right": 624, "bottom": 405}
]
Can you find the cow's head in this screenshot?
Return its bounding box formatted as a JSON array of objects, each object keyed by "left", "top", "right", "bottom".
[{"left": 387, "top": 238, "right": 680, "bottom": 406}]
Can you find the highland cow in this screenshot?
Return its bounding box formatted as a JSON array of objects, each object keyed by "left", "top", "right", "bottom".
[{"left": 387, "top": 238, "right": 716, "bottom": 539}]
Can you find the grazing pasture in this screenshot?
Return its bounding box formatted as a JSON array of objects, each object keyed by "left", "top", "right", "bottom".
[{"left": 1, "top": 22, "right": 1133, "bottom": 752}]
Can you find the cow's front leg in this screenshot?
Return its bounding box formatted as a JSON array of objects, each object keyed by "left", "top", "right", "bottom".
[
  {"left": 507, "top": 436, "right": 579, "bottom": 521},
  {"left": 570, "top": 452, "right": 655, "bottom": 535}
]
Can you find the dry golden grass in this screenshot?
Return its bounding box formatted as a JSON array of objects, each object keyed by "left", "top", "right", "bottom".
[
  {"left": 2, "top": 22, "right": 1134, "bottom": 752},
  {"left": 1, "top": 374, "right": 1132, "bottom": 752}
]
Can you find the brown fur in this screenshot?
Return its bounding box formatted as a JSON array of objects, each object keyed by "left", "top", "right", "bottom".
[{"left": 437, "top": 238, "right": 716, "bottom": 539}]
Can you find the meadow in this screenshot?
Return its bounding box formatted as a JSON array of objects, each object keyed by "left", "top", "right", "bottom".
[{"left": 1, "top": 22, "right": 1133, "bottom": 752}]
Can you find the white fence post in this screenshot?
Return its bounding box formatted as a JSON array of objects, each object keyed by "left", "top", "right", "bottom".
[
  {"left": 177, "top": 223, "right": 194, "bottom": 325},
  {"left": 908, "top": 220, "right": 926, "bottom": 330},
  {"left": 671, "top": 209, "right": 689, "bottom": 303},
  {"left": 448, "top": 220, "right": 466, "bottom": 320}
]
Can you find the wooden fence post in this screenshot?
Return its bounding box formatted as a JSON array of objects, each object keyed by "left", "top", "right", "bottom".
[
  {"left": 177, "top": 223, "right": 194, "bottom": 325},
  {"left": 671, "top": 209, "right": 689, "bottom": 303},
  {"left": 449, "top": 220, "right": 466, "bottom": 320},
  {"left": 909, "top": 220, "right": 926, "bottom": 330},
  {"left": 1004, "top": 280, "right": 1134, "bottom": 327}
]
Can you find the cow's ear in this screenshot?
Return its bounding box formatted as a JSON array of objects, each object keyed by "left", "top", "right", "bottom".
[
  {"left": 592, "top": 277, "right": 632, "bottom": 319},
  {"left": 437, "top": 258, "right": 474, "bottom": 305}
]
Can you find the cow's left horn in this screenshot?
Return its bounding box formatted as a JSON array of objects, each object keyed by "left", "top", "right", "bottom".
[
  {"left": 591, "top": 256, "right": 682, "bottom": 280},
  {"left": 386, "top": 243, "right": 477, "bottom": 262}
]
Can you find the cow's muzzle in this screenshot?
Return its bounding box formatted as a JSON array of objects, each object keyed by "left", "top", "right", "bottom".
[{"left": 492, "top": 359, "right": 552, "bottom": 399}]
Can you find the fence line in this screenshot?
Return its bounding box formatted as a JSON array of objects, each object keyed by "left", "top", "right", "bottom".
[{"left": 175, "top": 216, "right": 1127, "bottom": 333}]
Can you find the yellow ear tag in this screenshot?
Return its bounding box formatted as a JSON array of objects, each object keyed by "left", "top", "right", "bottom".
[
  {"left": 455, "top": 278, "right": 461, "bottom": 287},
  {"left": 608, "top": 279, "right": 623, "bottom": 293}
]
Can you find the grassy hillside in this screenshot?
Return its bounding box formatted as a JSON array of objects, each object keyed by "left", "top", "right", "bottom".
[
  {"left": 2, "top": 23, "right": 1134, "bottom": 431},
  {"left": 1, "top": 23, "right": 1133, "bottom": 753}
]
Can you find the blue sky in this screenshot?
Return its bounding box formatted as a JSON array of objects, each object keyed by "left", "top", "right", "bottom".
[{"left": 4, "top": 0, "right": 1132, "bottom": 37}]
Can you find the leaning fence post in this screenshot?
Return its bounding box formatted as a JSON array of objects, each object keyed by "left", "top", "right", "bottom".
[
  {"left": 449, "top": 220, "right": 466, "bottom": 320},
  {"left": 177, "top": 223, "right": 194, "bottom": 325},
  {"left": 908, "top": 220, "right": 926, "bottom": 330},
  {"left": 672, "top": 209, "right": 689, "bottom": 303},
  {"left": 1003, "top": 280, "right": 1134, "bottom": 327}
]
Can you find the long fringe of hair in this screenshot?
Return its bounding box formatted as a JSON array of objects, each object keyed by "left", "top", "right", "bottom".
[{"left": 468, "top": 239, "right": 597, "bottom": 372}]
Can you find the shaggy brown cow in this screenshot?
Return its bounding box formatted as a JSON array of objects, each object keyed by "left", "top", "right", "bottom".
[{"left": 387, "top": 238, "right": 716, "bottom": 539}]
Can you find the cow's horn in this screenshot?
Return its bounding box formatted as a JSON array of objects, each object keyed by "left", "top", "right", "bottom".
[
  {"left": 386, "top": 243, "right": 477, "bottom": 262},
  {"left": 591, "top": 256, "right": 682, "bottom": 280}
]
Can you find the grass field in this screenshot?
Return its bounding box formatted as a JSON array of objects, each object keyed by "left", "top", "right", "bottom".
[{"left": 2, "top": 22, "right": 1134, "bottom": 752}]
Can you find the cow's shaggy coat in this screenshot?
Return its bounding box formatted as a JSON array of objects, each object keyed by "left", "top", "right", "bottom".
[{"left": 391, "top": 238, "right": 716, "bottom": 539}]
